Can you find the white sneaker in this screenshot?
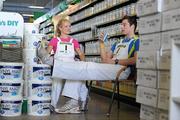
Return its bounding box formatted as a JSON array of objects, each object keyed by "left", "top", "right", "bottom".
[{"left": 55, "top": 99, "right": 81, "bottom": 114}]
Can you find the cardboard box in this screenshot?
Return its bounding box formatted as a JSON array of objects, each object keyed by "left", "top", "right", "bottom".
[
  {"left": 158, "top": 89, "right": 169, "bottom": 110},
  {"left": 162, "top": 8, "right": 180, "bottom": 31},
  {"left": 137, "top": 0, "right": 162, "bottom": 17},
  {"left": 161, "top": 29, "right": 180, "bottom": 50},
  {"left": 140, "top": 104, "right": 158, "bottom": 120},
  {"left": 158, "top": 70, "right": 170, "bottom": 90},
  {"left": 137, "top": 50, "right": 170, "bottom": 70},
  {"left": 162, "top": 0, "right": 180, "bottom": 11},
  {"left": 137, "top": 51, "right": 158, "bottom": 69},
  {"left": 158, "top": 110, "right": 169, "bottom": 120},
  {"left": 139, "top": 14, "right": 162, "bottom": 34},
  {"left": 157, "top": 50, "right": 171, "bottom": 70},
  {"left": 136, "top": 86, "right": 158, "bottom": 107},
  {"left": 139, "top": 33, "right": 161, "bottom": 50},
  {"left": 137, "top": 69, "right": 157, "bottom": 88}
]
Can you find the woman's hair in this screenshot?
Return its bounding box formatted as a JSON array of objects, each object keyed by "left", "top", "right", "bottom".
[{"left": 55, "top": 18, "right": 70, "bottom": 37}]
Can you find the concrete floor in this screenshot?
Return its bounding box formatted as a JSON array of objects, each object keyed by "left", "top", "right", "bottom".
[{"left": 0, "top": 93, "right": 140, "bottom": 120}]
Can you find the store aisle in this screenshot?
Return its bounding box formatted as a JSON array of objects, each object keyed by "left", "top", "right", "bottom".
[{"left": 0, "top": 93, "right": 140, "bottom": 120}]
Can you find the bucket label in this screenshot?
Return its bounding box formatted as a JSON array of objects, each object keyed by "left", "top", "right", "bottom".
[
  {"left": 0, "top": 100, "right": 22, "bottom": 116},
  {"left": 30, "top": 100, "right": 50, "bottom": 115},
  {"left": 33, "top": 67, "right": 51, "bottom": 81},
  {"left": 0, "top": 83, "right": 21, "bottom": 97},
  {"left": 0, "top": 66, "right": 23, "bottom": 80},
  {"left": 31, "top": 83, "right": 52, "bottom": 98}
]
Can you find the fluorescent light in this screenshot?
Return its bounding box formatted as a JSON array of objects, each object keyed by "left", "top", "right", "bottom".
[
  {"left": 22, "top": 14, "right": 34, "bottom": 17},
  {"left": 28, "top": 6, "right": 44, "bottom": 9}
]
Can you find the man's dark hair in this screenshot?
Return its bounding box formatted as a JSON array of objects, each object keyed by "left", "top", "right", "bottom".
[{"left": 122, "top": 16, "right": 137, "bottom": 32}]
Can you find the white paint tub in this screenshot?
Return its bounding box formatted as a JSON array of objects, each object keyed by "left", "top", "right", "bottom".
[
  {"left": 0, "top": 62, "right": 24, "bottom": 81},
  {"left": 28, "top": 98, "right": 51, "bottom": 116},
  {"left": 24, "top": 34, "right": 44, "bottom": 49},
  {"left": 23, "top": 49, "right": 38, "bottom": 64},
  {"left": 0, "top": 81, "right": 23, "bottom": 98},
  {"left": 28, "top": 81, "right": 52, "bottom": 99},
  {"left": 27, "top": 64, "right": 52, "bottom": 81},
  {"left": 0, "top": 97, "right": 22, "bottom": 116}
]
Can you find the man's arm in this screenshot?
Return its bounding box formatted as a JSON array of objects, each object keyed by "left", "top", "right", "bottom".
[
  {"left": 118, "top": 52, "right": 137, "bottom": 66},
  {"left": 99, "top": 32, "right": 113, "bottom": 63}
]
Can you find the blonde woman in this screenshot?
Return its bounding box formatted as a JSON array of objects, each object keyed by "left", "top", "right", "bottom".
[{"left": 47, "top": 18, "right": 88, "bottom": 113}]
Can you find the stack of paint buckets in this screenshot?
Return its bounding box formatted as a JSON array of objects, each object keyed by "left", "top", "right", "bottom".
[
  {"left": 0, "top": 62, "right": 24, "bottom": 117},
  {"left": 23, "top": 34, "right": 52, "bottom": 116}
]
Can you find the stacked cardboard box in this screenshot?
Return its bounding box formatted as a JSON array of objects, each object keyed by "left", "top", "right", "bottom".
[{"left": 135, "top": 0, "right": 180, "bottom": 119}]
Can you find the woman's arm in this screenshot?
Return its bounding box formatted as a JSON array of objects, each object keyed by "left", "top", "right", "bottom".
[
  {"left": 75, "top": 48, "right": 85, "bottom": 61},
  {"left": 47, "top": 45, "right": 53, "bottom": 54}
]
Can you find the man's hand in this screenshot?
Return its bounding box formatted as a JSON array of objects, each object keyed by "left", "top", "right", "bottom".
[
  {"left": 99, "top": 32, "right": 105, "bottom": 43},
  {"left": 105, "top": 58, "right": 116, "bottom": 64}
]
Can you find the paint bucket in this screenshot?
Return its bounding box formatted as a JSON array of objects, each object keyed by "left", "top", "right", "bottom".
[
  {"left": 27, "top": 64, "right": 52, "bottom": 81},
  {"left": 23, "top": 49, "right": 38, "bottom": 64},
  {"left": 0, "top": 97, "right": 22, "bottom": 116},
  {"left": 28, "top": 98, "right": 51, "bottom": 116},
  {"left": 24, "top": 23, "right": 39, "bottom": 34},
  {"left": 0, "top": 80, "right": 23, "bottom": 98},
  {"left": 28, "top": 81, "right": 52, "bottom": 99},
  {"left": 24, "top": 34, "right": 44, "bottom": 49},
  {"left": 0, "top": 62, "right": 24, "bottom": 81}
]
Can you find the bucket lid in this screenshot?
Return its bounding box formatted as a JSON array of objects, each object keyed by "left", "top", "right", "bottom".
[
  {"left": 28, "top": 97, "right": 51, "bottom": 101},
  {"left": 0, "top": 80, "right": 23, "bottom": 84},
  {"left": 0, "top": 62, "right": 24, "bottom": 66},
  {"left": 1, "top": 96, "right": 23, "bottom": 101},
  {"left": 29, "top": 80, "right": 52, "bottom": 84}
]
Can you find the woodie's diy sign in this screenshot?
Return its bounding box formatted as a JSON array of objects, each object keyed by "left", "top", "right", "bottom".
[{"left": 0, "top": 12, "right": 24, "bottom": 37}]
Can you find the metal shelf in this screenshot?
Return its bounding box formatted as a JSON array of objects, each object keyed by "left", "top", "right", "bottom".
[
  {"left": 70, "top": 27, "right": 91, "bottom": 35},
  {"left": 79, "top": 38, "right": 97, "bottom": 43},
  {"left": 69, "top": 0, "right": 103, "bottom": 16},
  {"left": 92, "top": 85, "right": 136, "bottom": 98},
  {"left": 85, "top": 53, "right": 100, "bottom": 56},
  {"left": 71, "top": 0, "right": 137, "bottom": 25}
]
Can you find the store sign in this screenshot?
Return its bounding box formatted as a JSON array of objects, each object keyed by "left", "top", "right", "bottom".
[{"left": 0, "top": 12, "right": 24, "bottom": 38}]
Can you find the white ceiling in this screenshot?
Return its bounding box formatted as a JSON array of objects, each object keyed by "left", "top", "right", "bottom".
[{"left": 1, "top": 0, "right": 62, "bottom": 21}]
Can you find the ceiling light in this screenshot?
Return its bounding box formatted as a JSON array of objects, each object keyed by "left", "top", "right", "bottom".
[
  {"left": 22, "top": 14, "right": 34, "bottom": 17},
  {"left": 28, "top": 6, "right": 44, "bottom": 9}
]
